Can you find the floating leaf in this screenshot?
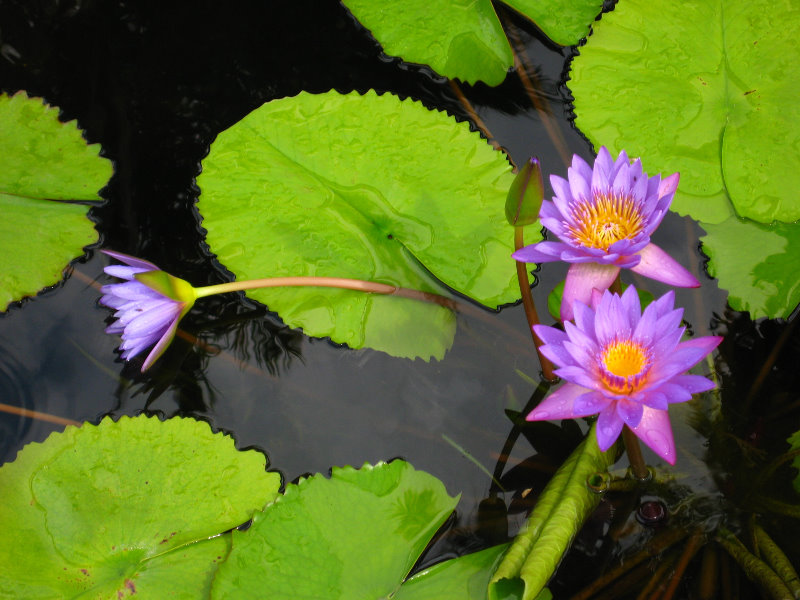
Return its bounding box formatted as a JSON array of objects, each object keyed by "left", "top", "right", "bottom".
[
  {"left": 342, "top": 0, "right": 604, "bottom": 85},
  {"left": 489, "top": 425, "right": 616, "bottom": 600},
  {"left": 396, "top": 544, "right": 548, "bottom": 600},
  {"left": 569, "top": 0, "right": 800, "bottom": 225},
  {"left": 0, "top": 415, "right": 280, "bottom": 598},
  {"left": 701, "top": 217, "right": 800, "bottom": 319},
  {"left": 0, "top": 92, "right": 112, "bottom": 310},
  {"left": 212, "top": 460, "right": 459, "bottom": 598},
  {"left": 198, "top": 90, "right": 527, "bottom": 360}
]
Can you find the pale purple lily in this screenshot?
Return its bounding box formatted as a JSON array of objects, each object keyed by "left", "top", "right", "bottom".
[
  {"left": 527, "top": 286, "right": 721, "bottom": 464},
  {"left": 100, "top": 250, "right": 196, "bottom": 371},
  {"left": 512, "top": 147, "right": 699, "bottom": 321}
]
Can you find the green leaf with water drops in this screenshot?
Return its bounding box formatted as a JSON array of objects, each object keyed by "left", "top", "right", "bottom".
[
  {"left": 701, "top": 217, "right": 800, "bottom": 319},
  {"left": 0, "top": 92, "right": 112, "bottom": 310},
  {"left": 197, "top": 90, "right": 528, "bottom": 361},
  {"left": 0, "top": 415, "right": 280, "bottom": 599},
  {"left": 569, "top": 0, "right": 800, "bottom": 224},
  {"left": 489, "top": 425, "right": 616, "bottom": 600},
  {"left": 340, "top": 0, "right": 603, "bottom": 85},
  {"left": 211, "top": 460, "right": 459, "bottom": 598}
]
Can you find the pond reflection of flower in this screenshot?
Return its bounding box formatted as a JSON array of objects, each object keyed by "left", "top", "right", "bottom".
[
  {"left": 527, "top": 286, "right": 721, "bottom": 464},
  {"left": 512, "top": 147, "right": 700, "bottom": 321},
  {"left": 100, "top": 250, "right": 197, "bottom": 372}
]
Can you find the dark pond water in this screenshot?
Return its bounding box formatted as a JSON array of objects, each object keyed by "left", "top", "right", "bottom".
[{"left": 1, "top": 1, "right": 798, "bottom": 597}]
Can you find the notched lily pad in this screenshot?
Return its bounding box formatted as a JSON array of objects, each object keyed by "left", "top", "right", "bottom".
[
  {"left": 569, "top": 0, "right": 800, "bottom": 224},
  {"left": 342, "top": 0, "right": 604, "bottom": 85},
  {"left": 0, "top": 415, "right": 280, "bottom": 598},
  {"left": 212, "top": 460, "right": 460, "bottom": 598},
  {"left": 197, "top": 90, "right": 527, "bottom": 360},
  {"left": 0, "top": 91, "right": 112, "bottom": 310}
]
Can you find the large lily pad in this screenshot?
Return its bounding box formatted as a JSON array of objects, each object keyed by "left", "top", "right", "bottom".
[
  {"left": 569, "top": 0, "right": 800, "bottom": 225},
  {"left": 701, "top": 217, "right": 800, "bottom": 319},
  {"left": 197, "top": 90, "right": 525, "bottom": 360},
  {"left": 211, "top": 460, "right": 459, "bottom": 598},
  {"left": 0, "top": 415, "right": 280, "bottom": 598},
  {"left": 0, "top": 92, "right": 112, "bottom": 310},
  {"left": 342, "top": 0, "right": 604, "bottom": 85}
]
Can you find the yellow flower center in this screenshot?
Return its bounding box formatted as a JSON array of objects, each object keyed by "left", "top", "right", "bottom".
[
  {"left": 567, "top": 191, "right": 644, "bottom": 251},
  {"left": 600, "top": 339, "right": 650, "bottom": 394}
]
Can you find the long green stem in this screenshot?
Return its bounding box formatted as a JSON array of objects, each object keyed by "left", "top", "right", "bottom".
[
  {"left": 194, "top": 276, "right": 457, "bottom": 309},
  {"left": 716, "top": 528, "right": 794, "bottom": 600},
  {"left": 514, "top": 226, "right": 557, "bottom": 382}
]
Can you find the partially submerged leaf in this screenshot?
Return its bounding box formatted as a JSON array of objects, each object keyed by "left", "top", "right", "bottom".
[
  {"left": 396, "top": 545, "right": 550, "bottom": 600},
  {"left": 569, "top": 0, "right": 800, "bottom": 224},
  {"left": 198, "top": 90, "right": 526, "bottom": 360},
  {"left": 701, "top": 217, "right": 800, "bottom": 319},
  {"left": 0, "top": 92, "right": 112, "bottom": 309},
  {"left": 489, "top": 424, "right": 616, "bottom": 600},
  {"left": 342, "top": 0, "right": 604, "bottom": 85},
  {"left": 0, "top": 415, "right": 280, "bottom": 598},
  {"left": 212, "top": 460, "right": 459, "bottom": 598}
]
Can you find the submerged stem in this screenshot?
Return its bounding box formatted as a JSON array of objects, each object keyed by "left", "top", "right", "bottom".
[{"left": 195, "top": 276, "right": 457, "bottom": 310}]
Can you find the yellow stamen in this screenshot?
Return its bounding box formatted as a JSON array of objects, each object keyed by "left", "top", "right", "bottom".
[
  {"left": 567, "top": 192, "right": 643, "bottom": 251},
  {"left": 602, "top": 340, "right": 647, "bottom": 378}
]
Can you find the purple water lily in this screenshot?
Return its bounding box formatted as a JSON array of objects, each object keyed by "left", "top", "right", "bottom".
[
  {"left": 527, "top": 286, "right": 721, "bottom": 464},
  {"left": 100, "top": 250, "right": 196, "bottom": 371},
  {"left": 512, "top": 147, "right": 699, "bottom": 321}
]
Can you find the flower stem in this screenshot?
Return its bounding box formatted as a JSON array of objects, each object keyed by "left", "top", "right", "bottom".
[
  {"left": 514, "top": 226, "right": 557, "bottom": 382},
  {"left": 622, "top": 425, "right": 650, "bottom": 480},
  {"left": 194, "top": 277, "right": 457, "bottom": 309}
]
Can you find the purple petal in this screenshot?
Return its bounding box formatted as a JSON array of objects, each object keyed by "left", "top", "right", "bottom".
[
  {"left": 512, "top": 241, "right": 569, "bottom": 263},
  {"left": 568, "top": 166, "right": 591, "bottom": 204},
  {"left": 637, "top": 390, "right": 669, "bottom": 410},
  {"left": 141, "top": 317, "right": 182, "bottom": 372},
  {"left": 554, "top": 365, "right": 605, "bottom": 392},
  {"left": 654, "top": 382, "right": 693, "bottom": 404},
  {"left": 594, "top": 290, "right": 631, "bottom": 345},
  {"left": 648, "top": 336, "right": 722, "bottom": 388},
  {"left": 102, "top": 250, "right": 159, "bottom": 272},
  {"left": 104, "top": 265, "right": 150, "bottom": 280},
  {"left": 669, "top": 374, "right": 716, "bottom": 394},
  {"left": 101, "top": 281, "right": 165, "bottom": 301},
  {"left": 630, "top": 244, "right": 700, "bottom": 288},
  {"left": 551, "top": 176, "right": 575, "bottom": 210},
  {"left": 595, "top": 404, "right": 625, "bottom": 451},
  {"left": 629, "top": 406, "right": 676, "bottom": 464},
  {"left": 532, "top": 324, "right": 568, "bottom": 347},
  {"left": 574, "top": 391, "right": 611, "bottom": 415},
  {"left": 572, "top": 301, "right": 595, "bottom": 335},
  {"left": 658, "top": 173, "right": 680, "bottom": 202},
  {"left": 616, "top": 398, "right": 644, "bottom": 428},
  {"left": 561, "top": 263, "right": 619, "bottom": 321},
  {"left": 525, "top": 383, "right": 592, "bottom": 421}
]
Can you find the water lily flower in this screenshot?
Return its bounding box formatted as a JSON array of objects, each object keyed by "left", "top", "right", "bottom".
[
  {"left": 100, "top": 250, "right": 197, "bottom": 371},
  {"left": 526, "top": 286, "right": 721, "bottom": 464},
  {"left": 512, "top": 147, "right": 700, "bottom": 321}
]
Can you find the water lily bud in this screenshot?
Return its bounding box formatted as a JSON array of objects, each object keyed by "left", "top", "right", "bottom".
[{"left": 505, "top": 156, "right": 544, "bottom": 227}]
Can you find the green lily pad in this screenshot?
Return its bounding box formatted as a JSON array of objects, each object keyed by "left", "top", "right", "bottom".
[
  {"left": 342, "top": 0, "right": 604, "bottom": 85},
  {"left": 396, "top": 544, "right": 541, "bottom": 600},
  {"left": 211, "top": 460, "right": 459, "bottom": 598},
  {"left": 701, "top": 217, "right": 800, "bottom": 319},
  {"left": 490, "top": 425, "right": 616, "bottom": 600},
  {"left": 0, "top": 415, "right": 280, "bottom": 598},
  {"left": 569, "top": 0, "right": 800, "bottom": 224},
  {"left": 0, "top": 92, "right": 112, "bottom": 310},
  {"left": 197, "top": 90, "right": 527, "bottom": 360}
]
